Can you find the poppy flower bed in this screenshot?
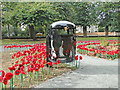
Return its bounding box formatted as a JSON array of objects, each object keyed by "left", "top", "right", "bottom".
[
  {"left": 76, "top": 40, "right": 120, "bottom": 60},
  {"left": 1, "top": 43, "right": 82, "bottom": 89}
]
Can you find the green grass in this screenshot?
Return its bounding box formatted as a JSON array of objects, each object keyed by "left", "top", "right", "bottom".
[
  {"left": 1, "top": 37, "right": 119, "bottom": 45},
  {"left": 1, "top": 39, "right": 46, "bottom": 45},
  {"left": 76, "top": 37, "right": 119, "bottom": 41}
]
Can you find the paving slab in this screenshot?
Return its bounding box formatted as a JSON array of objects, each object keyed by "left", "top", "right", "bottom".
[{"left": 35, "top": 54, "right": 118, "bottom": 88}]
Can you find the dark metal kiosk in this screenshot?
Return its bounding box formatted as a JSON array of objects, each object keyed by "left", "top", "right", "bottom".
[{"left": 46, "top": 21, "right": 76, "bottom": 63}]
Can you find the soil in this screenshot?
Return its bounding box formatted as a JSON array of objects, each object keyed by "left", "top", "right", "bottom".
[{"left": 1, "top": 51, "right": 76, "bottom": 88}]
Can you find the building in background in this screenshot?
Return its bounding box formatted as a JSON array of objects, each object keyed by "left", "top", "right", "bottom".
[{"left": 76, "top": 25, "right": 98, "bottom": 33}]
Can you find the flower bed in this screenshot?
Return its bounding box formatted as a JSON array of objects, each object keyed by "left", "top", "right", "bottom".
[
  {"left": 0, "top": 43, "right": 82, "bottom": 89},
  {"left": 77, "top": 40, "right": 120, "bottom": 60}
]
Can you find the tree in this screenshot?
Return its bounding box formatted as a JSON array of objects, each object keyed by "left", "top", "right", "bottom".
[
  {"left": 97, "top": 2, "right": 119, "bottom": 37},
  {"left": 0, "top": 2, "right": 1, "bottom": 40},
  {"left": 10, "top": 2, "right": 60, "bottom": 40},
  {"left": 72, "top": 2, "right": 97, "bottom": 37},
  {"left": 2, "top": 2, "right": 20, "bottom": 38},
  {"left": 50, "top": 2, "right": 75, "bottom": 21}
]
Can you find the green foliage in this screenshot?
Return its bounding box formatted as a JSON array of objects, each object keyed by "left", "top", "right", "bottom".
[
  {"left": 100, "top": 38, "right": 109, "bottom": 47},
  {"left": 116, "top": 40, "right": 119, "bottom": 46},
  {"left": 98, "top": 27, "right": 105, "bottom": 32},
  {"left": 87, "top": 45, "right": 92, "bottom": 49},
  {"left": 2, "top": 24, "right": 22, "bottom": 36},
  {"left": 1, "top": 2, "right": 119, "bottom": 39},
  {"left": 96, "top": 2, "right": 119, "bottom": 32}
]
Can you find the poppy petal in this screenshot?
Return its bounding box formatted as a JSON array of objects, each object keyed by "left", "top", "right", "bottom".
[
  {"left": 3, "top": 77, "right": 8, "bottom": 85},
  {"left": 5, "top": 72, "right": 13, "bottom": 80},
  {"left": 14, "top": 70, "right": 21, "bottom": 75}
]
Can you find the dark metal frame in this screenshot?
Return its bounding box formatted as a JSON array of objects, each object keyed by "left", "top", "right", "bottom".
[{"left": 46, "top": 21, "right": 76, "bottom": 63}]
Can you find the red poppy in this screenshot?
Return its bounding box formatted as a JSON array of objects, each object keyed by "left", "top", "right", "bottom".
[
  {"left": 30, "top": 68, "right": 34, "bottom": 73},
  {"left": 11, "top": 55, "right": 14, "bottom": 59},
  {"left": 47, "top": 62, "right": 52, "bottom": 66},
  {"left": 75, "top": 55, "right": 78, "bottom": 60},
  {"left": 25, "top": 61, "right": 29, "bottom": 64},
  {"left": 28, "top": 55, "right": 32, "bottom": 59},
  {"left": 27, "top": 67, "right": 34, "bottom": 73},
  {"left": 5, "top": 72, "right": 13, "bottom": 80},
  {"left": 16, "top": 55, "right": 20, "bottom": 58},
  {"left": 43, "top": 56, "right": 46, "bottom": 60},
  {"left": 43, "top": 60, "right": 46, "bottom": 64},
  {"left": 57, "top": 60, "right": 60, "bottom": 64},
  {"left": 3, "top": 77, "right": 8, "bottom": 85},
  {"left": 34, "top": 66, "right": 40, "bottom": 72},
  {"left": 14, "top": 70, "right": 21, "bottom": 75},
  {"left": 8, "top": 66, "right": 15, "bottom": 71},
  {"left": 33, "top": 58, "right": 37, "bottom": 62},
  {"left": 32, "top": 60, "right": 36, "bottom": 64},
  {"left": 17, "top": 50, "right": 21, "bottom": 54},
  {"left": 38, "top": 59, "right": 42, "bottom": 64},
  {"left": 4, "top": 46, "right": 6, "bottom": 48},
  {"left": 33, "top": 55, "right": 37, "bottom": 58},
  {"left": 15, "top": 60, "right": 19, "bottom": 64},
  {"left": 14, "top": 64, "right": 18, "bottom": 67},
  {"left": 73, "top": 42, "right": 76, "bottom": 46},
  {"left": 21, "top": 71, "right": 26, "bottom": 75},
  {"left": 79, "top": 56, "right": 82, "bottom": 60},
  {"left": 53, "top": 62, "right": 57, "bottom": 65},
  {"left": 21, "top": 58, "right": 25, "bottom": 61},
  {"left": 0, "top": 70, "right": 5, "bottom": 77},
  {"left": 40, "top": 64, "right": 44, "bottom": 68},
  {"left": 18, "top": 64, "right": 23, "bottom": 69},
  {"left": 21, "top": 61, "right": 25, "bottom": 65},
  {"left": 20, "top": 66, "right": 24, "bottom": 71},
  {"left": 115, "top": 51, "right": 118, "bottom": 54},
  {"left": 28, "top": 63, "right": 34, "bottom": 68},
  {"left": 0, "top": 76, "right": 3, "bottom": 83},
  {"left": 27, "top": 68, "right": 30, "bottom": 72}
]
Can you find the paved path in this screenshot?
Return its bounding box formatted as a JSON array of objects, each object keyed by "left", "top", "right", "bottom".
[{"left": 35, "top": 54, "right": 118, "bottom": 88}]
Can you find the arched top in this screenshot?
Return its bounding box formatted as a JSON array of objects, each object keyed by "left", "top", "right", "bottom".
[{"left": 50, "top": 21, "right": 76, "bottom": 29}]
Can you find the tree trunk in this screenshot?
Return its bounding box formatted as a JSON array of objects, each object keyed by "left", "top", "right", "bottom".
[
  {"left": 0, "top": 21, "right": 1, "bottom": 40},
  {"left": 30, "top": 29, "right": 33, "bottom": 39},
  {"left": 14, "top": 26, "right": 17, "bottom": 36},
  {"left": 83, "top": 26, "right": 87, "bottom": 38},
  {"left": 8, "top": 24, "right": 10, "bottom": 38},
  {"left": 29, "top": 25, "right": 36, "bottom": 41},
  {"left": 0, "top": 25, "right": 1, "bottom": 40},
  {"left": 105, "top": 26, "right": 109, "bottom": 37}
]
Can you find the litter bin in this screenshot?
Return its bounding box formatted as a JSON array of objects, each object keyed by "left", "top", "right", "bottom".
[{"left": 46, "top": 21, "right": 76, "bottom": 63}]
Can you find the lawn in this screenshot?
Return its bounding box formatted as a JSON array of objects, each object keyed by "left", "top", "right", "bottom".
[
  {"left": 76, "top": 37, "right": 119, "bottom": 41},
  {"left": 1, "top": 38, "right": 46, "bottom": 45},
  {"left": 1, "top": 37, "right": 119, "bottom": 45}
]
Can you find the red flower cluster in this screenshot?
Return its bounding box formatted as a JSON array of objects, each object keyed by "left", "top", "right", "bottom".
[
  {"left": 1, "top": 43, "right": 47, "bottom": 86},
  {"left": 0, "top": 70, "right": 13, "bottom": 85},
  {"left": 4, "top": 45, "right": 33, "bottom": 49},
  {"left": 77, "top": 40, "right": 119, "bottom": 60}
]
